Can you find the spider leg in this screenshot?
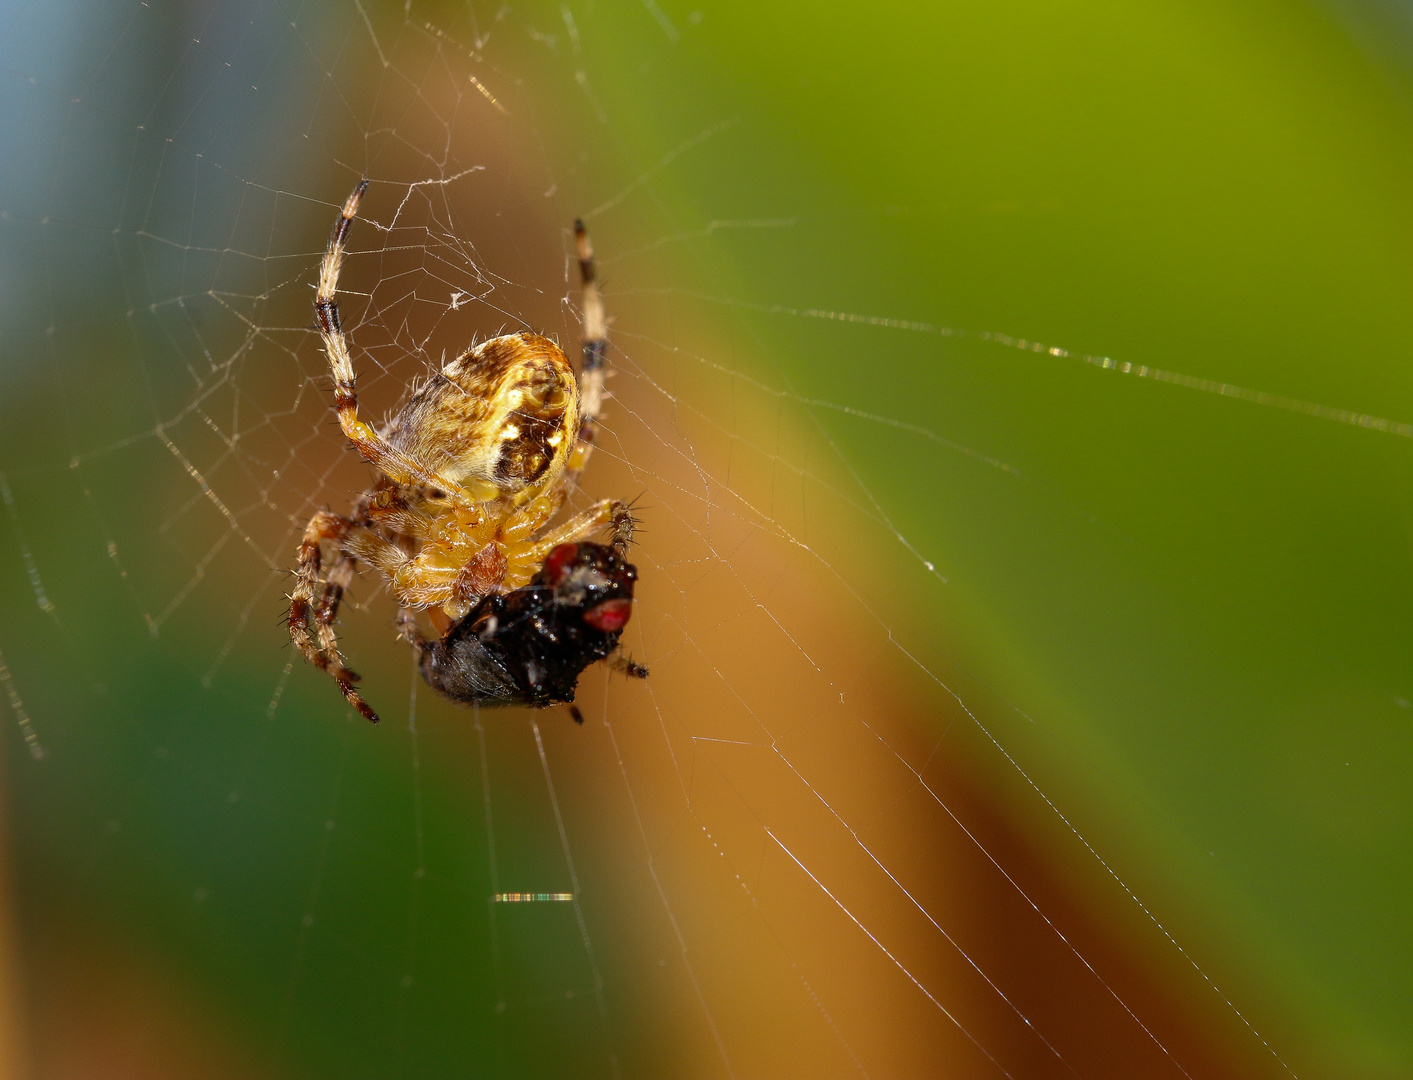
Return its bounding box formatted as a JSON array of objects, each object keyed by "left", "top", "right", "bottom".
[
  {"left": 395, "top": 606, "right": 431, "bottom": 651},
  {"left": 313, "top": 552, "right": 357, "bottom": 663},
  {"left": 396, "top": 606, "right": 445, "bottom": 688},
  {"left": 502, "top": 499, "right": 633, "bottom": 589},
  {"left": 591, "top": 505, "right": 645, "bottom": 679},
  {"left": 291, "top": 508, "right": 416, "bottom": 724},
  {"left": 601, "top": 504, "right": 647, "bottom": 680},
  {"left": 314, "top": 489, "right": 404, "bottom": 648},
  {"left": 606, "top": 500, "right": 636, "bottom": 556},
  {"left": 567, "top": 220, "right": 609, "bottom": 487},
  {"left": 540, "top": 498, "right": 627, "bottom": 550},
  {"left": 315, "top": 183, "right": 476, "bottom": 507},
  {"left": 290, "top": 511, "right": 381, "bottom": 722},
  {"left": 608, "top": 650, "right": 650, "bottom": 679}
]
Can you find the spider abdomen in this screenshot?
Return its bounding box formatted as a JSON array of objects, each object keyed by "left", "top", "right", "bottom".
[{"left": 385, "top": 332, "right": 577, "bottom": 503}]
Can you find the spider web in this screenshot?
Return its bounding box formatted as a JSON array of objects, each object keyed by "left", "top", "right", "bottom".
[{"left": 0, "top": 0, "right": 1409, "bottom": 1077}]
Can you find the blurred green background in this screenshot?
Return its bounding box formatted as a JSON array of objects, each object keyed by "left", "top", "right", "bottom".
[
  {"left": 573, "top": 1, "right": 1413, "bottom": 1072},
  {"left": 2, "top": 0, "right": 1413, "bottom": 1075}
]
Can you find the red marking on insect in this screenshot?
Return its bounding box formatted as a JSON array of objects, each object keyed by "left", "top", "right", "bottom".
[
  {"left": 583, "top": 598, "right": 631, "bottom": 632},
  {"left": 543, "top": 543, "right": 580, "bottom": 586}
]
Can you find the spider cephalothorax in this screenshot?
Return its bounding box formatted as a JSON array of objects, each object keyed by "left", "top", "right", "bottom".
[{"left": 287, "top": 181, "right": 645, "bottom": 722}]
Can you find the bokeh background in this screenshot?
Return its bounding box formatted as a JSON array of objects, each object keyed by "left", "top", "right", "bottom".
[{"left": 2, "top": 0, "right": 1413, "bottom": 1076}]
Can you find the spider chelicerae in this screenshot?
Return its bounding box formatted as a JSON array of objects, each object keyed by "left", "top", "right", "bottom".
[{"left": 287, "top": 182, "right": 646, "bottom": 724}]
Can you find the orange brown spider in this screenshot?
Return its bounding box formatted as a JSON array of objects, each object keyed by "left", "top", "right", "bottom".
[{"left": 287, "top": 182, "right": 644, "bottom": 722}]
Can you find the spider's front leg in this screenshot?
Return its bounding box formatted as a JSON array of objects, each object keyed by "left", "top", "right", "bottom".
[
  {"left": 547, "top": 497, "right": 635, "bottom": 556},
  {"left": 501, "top": 498, "right": 632, "bottom": 590}
]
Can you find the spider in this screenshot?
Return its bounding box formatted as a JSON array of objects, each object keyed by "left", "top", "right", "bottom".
[{"left": 288, "top": 181, "right": 646, "bottom": 724}]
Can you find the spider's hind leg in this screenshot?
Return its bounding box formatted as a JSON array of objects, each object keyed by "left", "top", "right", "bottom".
[{"left": 314, "top": 182, "right": 475, "bottom": 509}]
